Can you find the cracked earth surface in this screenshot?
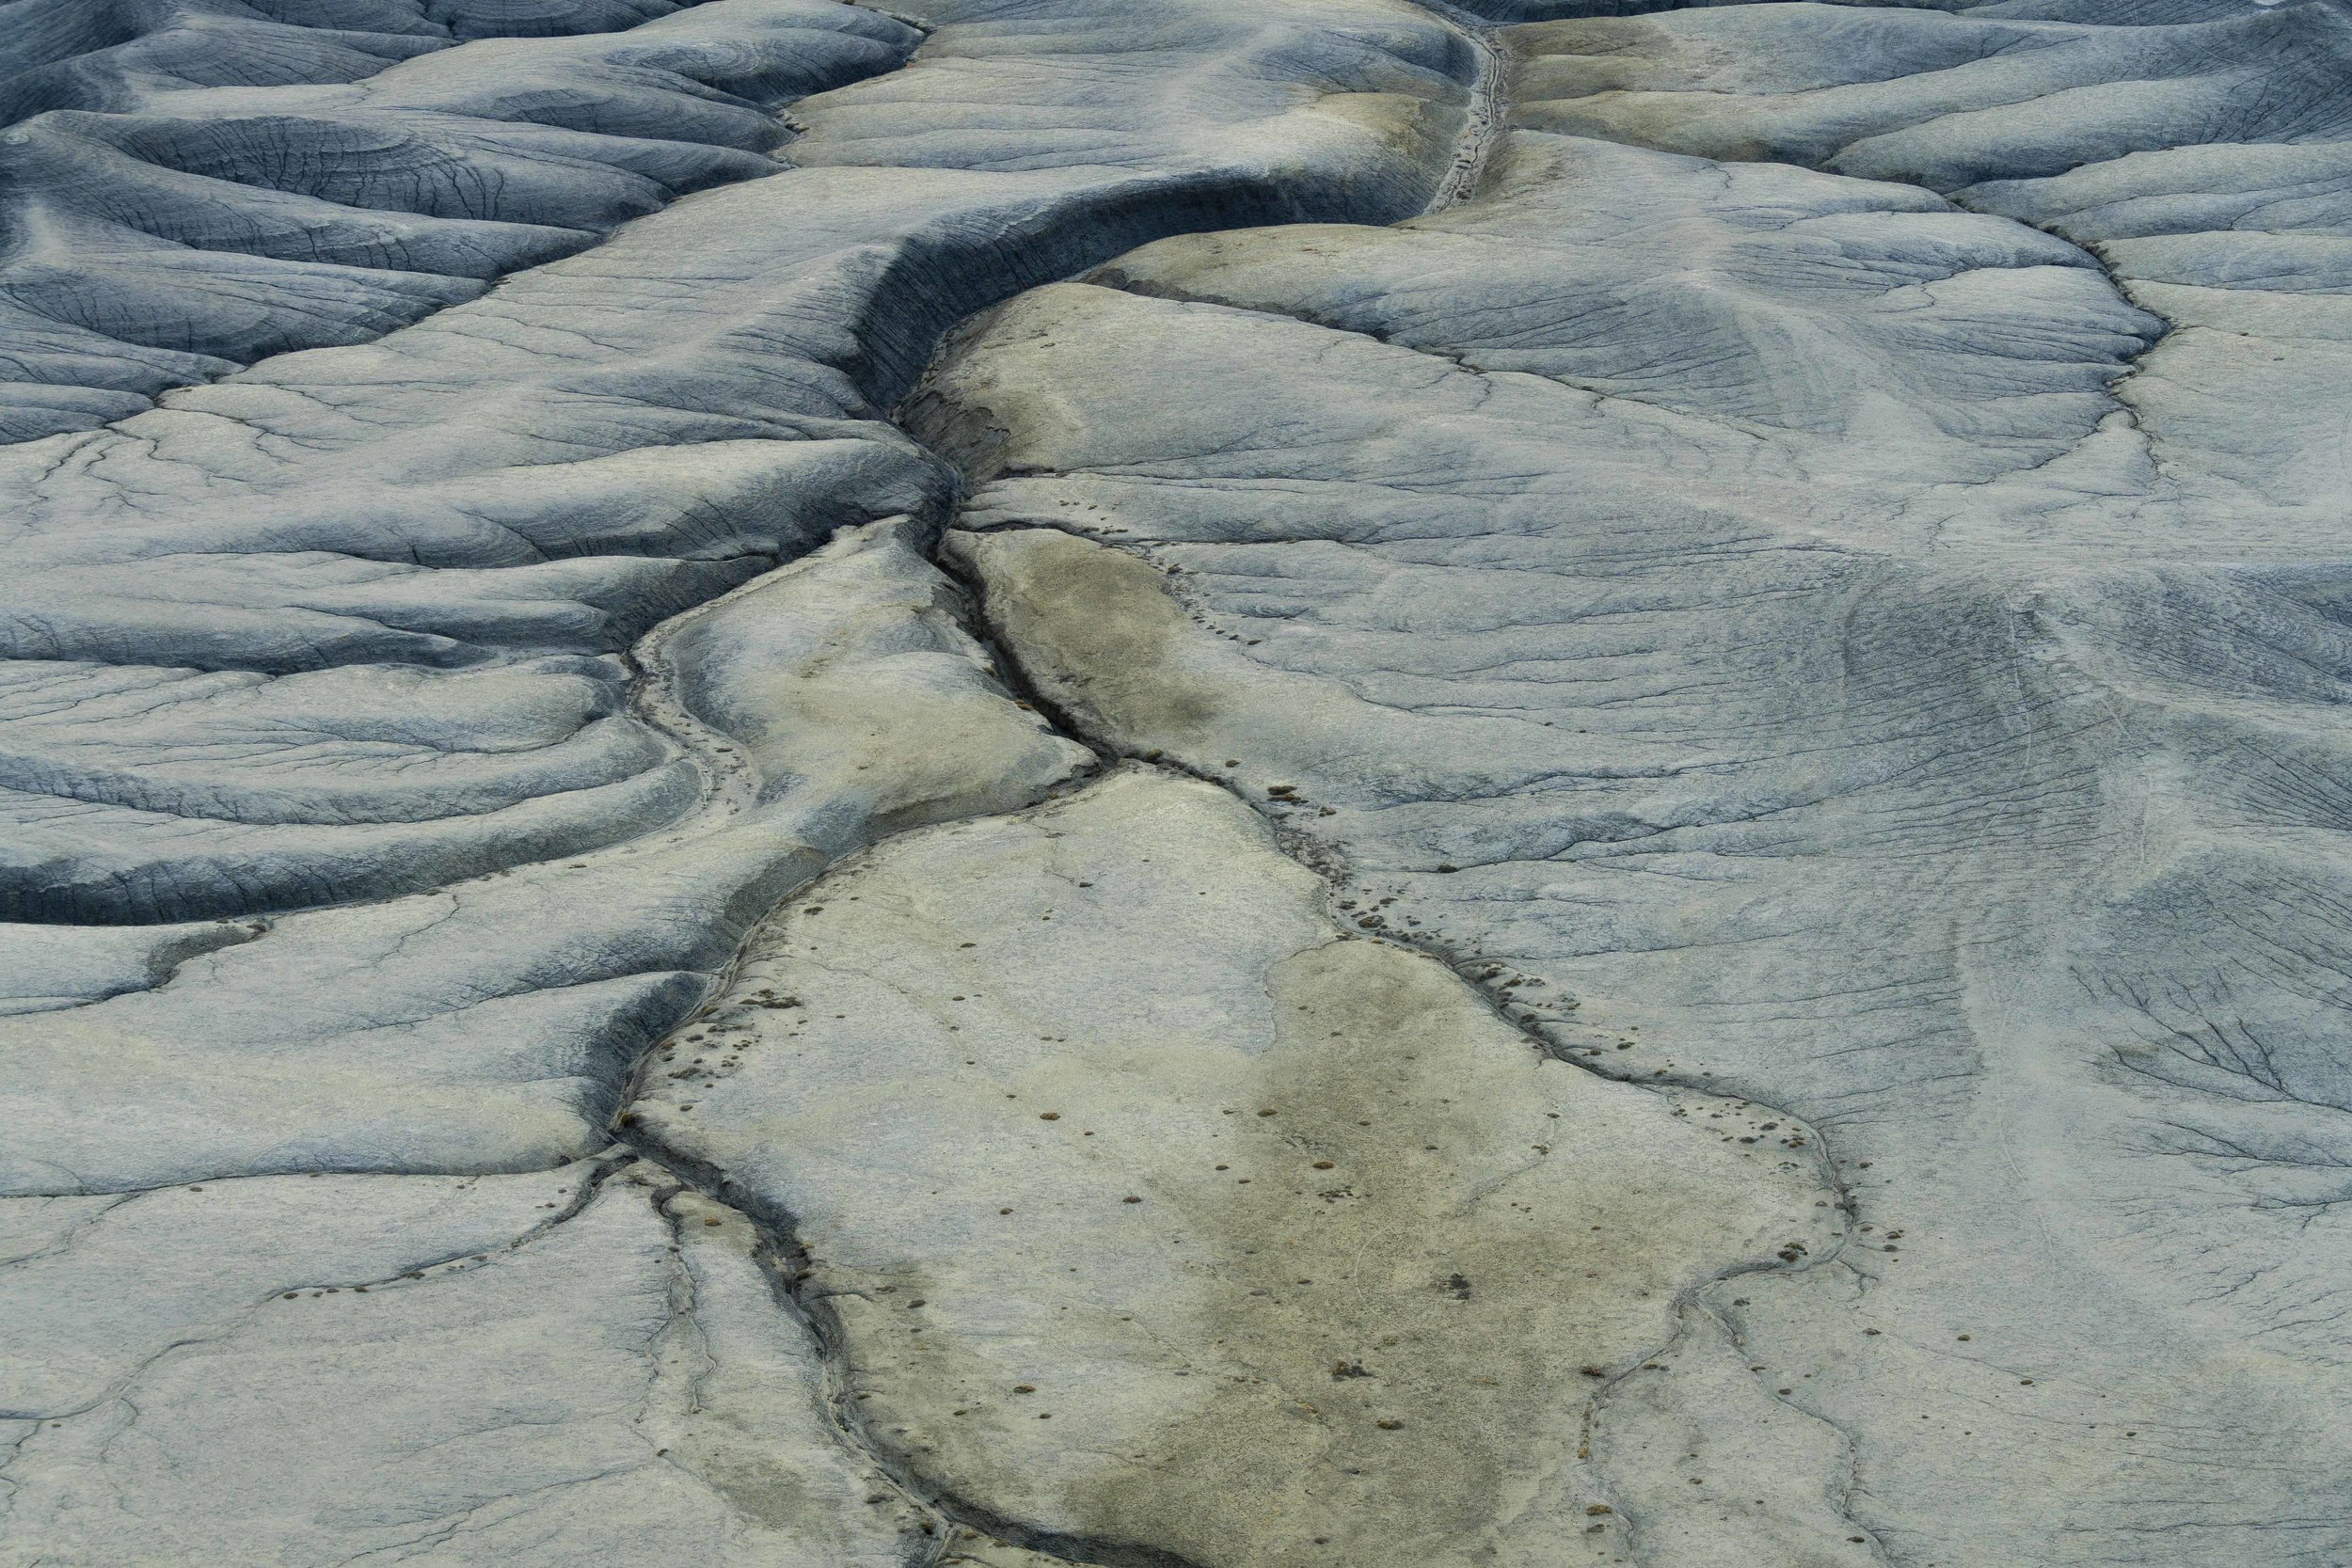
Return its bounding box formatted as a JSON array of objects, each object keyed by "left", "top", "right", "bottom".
[{"left": 4, "top": 0, "right": 2352, "bottom": 1563}]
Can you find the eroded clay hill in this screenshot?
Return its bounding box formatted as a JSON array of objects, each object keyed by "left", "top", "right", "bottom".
[{"left": 4, "top": 1, "right": 2348, "bottom": 1564}]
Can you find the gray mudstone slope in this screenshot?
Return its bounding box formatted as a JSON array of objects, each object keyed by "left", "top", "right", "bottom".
[{"left": 0, "top": 0, "right": 2346, "bottom": 1564}]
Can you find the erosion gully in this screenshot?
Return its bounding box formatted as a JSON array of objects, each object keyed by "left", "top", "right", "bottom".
[{"left": 580, "top": 7, "right": 1884, "bottom": 1565}]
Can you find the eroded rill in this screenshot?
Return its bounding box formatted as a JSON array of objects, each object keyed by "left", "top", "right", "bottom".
[{"left": 5, "top": 1, "right": 2351, "bottom": 1564}]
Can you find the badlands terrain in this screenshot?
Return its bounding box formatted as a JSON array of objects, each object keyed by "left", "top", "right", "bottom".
[{"left": 3, "top": 0, "right": 2350, "bottom": 1562}]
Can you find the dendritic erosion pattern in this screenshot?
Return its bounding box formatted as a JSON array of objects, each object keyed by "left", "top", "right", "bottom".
[{"left": 3, "top": 1, "right": 2348, "bottom": 1565}]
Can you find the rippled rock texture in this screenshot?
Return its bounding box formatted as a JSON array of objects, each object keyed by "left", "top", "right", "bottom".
[{"left": 4, "top": 1, "right": 2349, "bottom": 1564}]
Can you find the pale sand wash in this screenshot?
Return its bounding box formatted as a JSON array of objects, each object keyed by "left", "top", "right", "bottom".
[
  {"left": 634, "top": 768, "right": 1842, "bottom": 1565},
  {"left": 7, "top": 0, "right": 2352, "bottom": 1561}
]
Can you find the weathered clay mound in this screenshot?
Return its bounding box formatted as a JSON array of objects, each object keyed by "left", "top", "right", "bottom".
[{"left": 5, "top": 2, "right": 2348, "bottom": 1564}]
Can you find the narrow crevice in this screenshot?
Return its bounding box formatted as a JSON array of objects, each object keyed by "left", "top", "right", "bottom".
[
  {"left": 929, "top": 531, "right": 1847, "bottom": 1170},
  {"left": 4, "top": 918, "right": 270, "bottom": 1017},
  {"left": 1554, "top": 74, "right": 2176, "bottom": 481},
  {"left": 0, "top": 1153, "right": 632, "bottom": 1431},
  {"left": 838, "top": 0, "right": 937, "bottom": 34},
  {"left": 862, "top": 537, "right": 1879, "bottom": 1568},
  {"left": 612, "top": 1131, "right": 1208, "bottom": 1568},
  {"left": 593, "top": 16, "right": 1877, "bottom": 1555},
  {"left": 16, "top": 8, "right": 1879, "bottom": 1560},
  {"left": 2007, "top": 225, "right": 2180, "bottom": 485},
  {"left": 3, "top": 20, "right": 1486, "bottom": 928},
  {"left": 1407, "top": 0, "right": 1511, "bottom": 211}
]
